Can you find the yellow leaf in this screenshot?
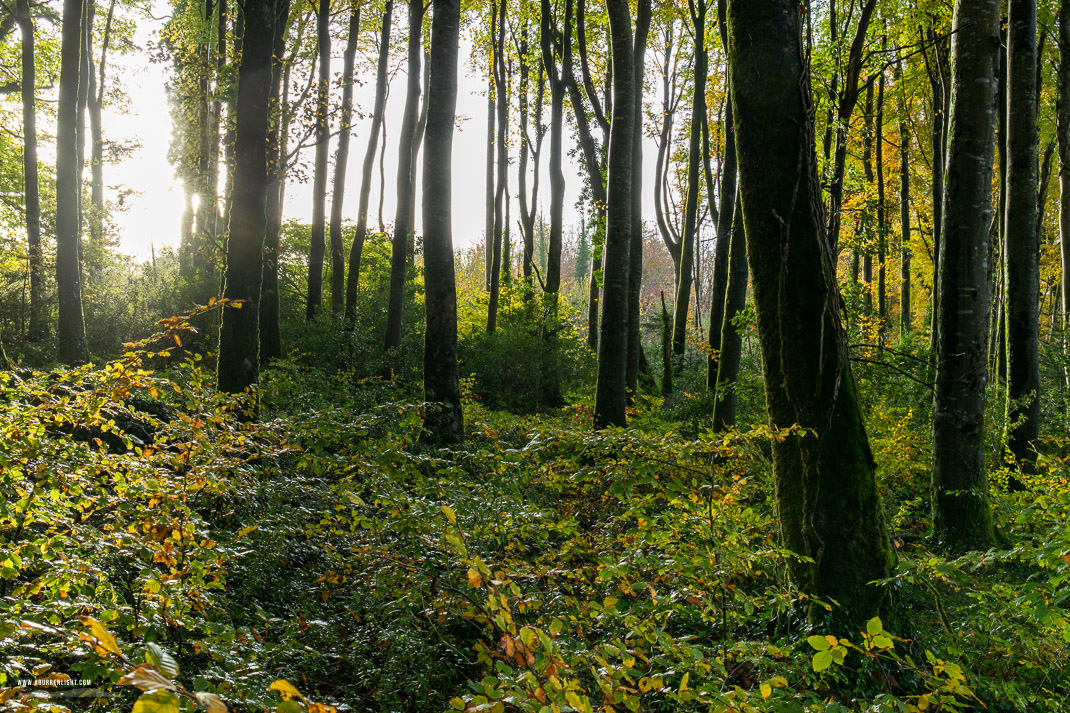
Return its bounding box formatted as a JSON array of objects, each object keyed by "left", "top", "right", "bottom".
[
  {"left": 79, "top": 616, "right": 122, "bottom": 656},
  {"left": 441, "top": 505, "right": 457, "bottom": 525},
  {"left": 467, "top": 567, "right": 483, "bottom": 588},
  {"left": 270, "top": 680, "right": 303, "bottom": 701},
  {"left": 760, "top": 683, "right": 771, "bottom": 699},
  {"left": 132, "top": 690, "right": 180, "bottom": 713}
]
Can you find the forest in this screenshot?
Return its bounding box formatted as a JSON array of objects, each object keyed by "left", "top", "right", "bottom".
[{"left": 1, "top": 0, "right": 1070, "bottom": 710}]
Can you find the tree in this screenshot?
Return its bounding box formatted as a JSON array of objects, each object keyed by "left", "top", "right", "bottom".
[
  {"left": 329, "top": 0, "right": 362, "bottom": 316},
  {"left": 1004, "top": 0, "right": 1041, "bottom": 474},
  {"left": 423, "top": 0, "right": 463, "bottom": 441},
  {"left": 1060, "top": 0, "right": 1070, "bottom": 332},
  {"left": 16, "top": 0, "right": 45, "bottom": 342},
  {"left": 345, "top": 0, "right": 393, "bottom": 319},
  {"left": 727, "top": 0, "right": 893, "bottom": 623},
  {"left": 56, "top": 0, "right": 87, "bottom": 364},
  {"left": 625, "top": 0, "right": 650, "bottom": 399},
  {"left": 594, "top": 0, "right": 634, "bottom": 429},
  {"left": 383, "top": 0, "right": 423, "bottom": 354},
  {"left": 487, "top": 0, "right": 509, "bottom": 332},
  {"left": 218, "top": 0, "right": 284, "bottom": 393},
  {"left": 306, "top": 0, "right": 331, "bottom": 320},
  {"left": 931, "top": 0, "right": 1000, "bottom": 551}
]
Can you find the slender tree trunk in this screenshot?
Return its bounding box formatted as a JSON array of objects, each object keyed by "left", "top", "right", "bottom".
[
  {"left": 383, "top": 0, "right": 423, "bottom": 353},
  {"left": 897, "top": 61, "right": 912, "bottom": 335},
  {"left": 487, "top": 0, "right": 508, "bottom": 332},
  {"left": 423, "top": 0, "right": 463, "bottom": 441},
  {"left": 926, "top": 24, "right": 951, "bottom": 354},
  {"left": 707, "top": 95, "right": 737, "bottom": 387},
  {"left": 56, "top": 0, "right": 86, "bottom": 364},
  {"left": 713, "top": 194, "right": 746, "bottom": 428},
  {"left": 672, "top": 0, "right": 706, "bottom": 358},
  {"left": 407, "top": 48, "right": 430, "bottom": 260},
  {"left": 1059, "top": 0, "right": 1070, "bottom": 334},
  {"left": 306, "top": 0, "right": 330, "bottom": 320},
  {"left": 87, "top": 0, "right": 115, "bottom": 274},
  {"left": 17, "top": 0, "right": 45, "bottom": 342},
  {"left": 218, "top": 0, "right": 279, "bottom": 393},
  {"left": 485, "top": 85, "right": 495, "bottom": 290},
  {"left": 625, "top": 0, "right": 650, "bottom": 399},
  {"left": 1004, "top": 0, "right": 1041, "bottom": 474},
  {"left": 876, "top": 70, "right": 887, "bottom": 326},
  {"left": 594, "top": 0, "right": 634, "bottom": 429},
  {"left": 541, "top": 0, "right": 566, "bottom": 301},
  {"left": 346, "top": 1, "right": 393, "bottom": 319},
  {"left": 932, "top": 0, "right": 1000, "bottom": 552},
  {"left": 259, "top": 0, "right": 290, "bottom": 363},
  {"left": 328, "top": 2, "right": 361, "bottom": 316},
  {"left": 728, "top": 0, "right": 893, "bottom": 624}
]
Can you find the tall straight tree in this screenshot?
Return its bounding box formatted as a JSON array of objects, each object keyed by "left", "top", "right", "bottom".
[
  {"left": 56, "top": 0, "right": 86, "bottom": 363},
  {"left": 727, "top": 0, "right": 893, "bottom": 623},
  {"left": 540, "top": 0, "right": 567, "bottom": 303},
  {"left": 383, "top": 0, "right": 423, "bottom": 353},
  {"left": 345, "top": 0, "right": 393, "bottom": 318},
  {"left": 1060, "top": 0, "right": 1070, "bottom": 330},
  {"left": 594, "top": 0, "right": 634, "bottom": 429},
  {"left": 307, "top": 0, "right": 331, "bottom": 320},
  {"left": 897, "top": 60, "right": 912, "bottom": 334},
  {"left": 712, "top": 195, "right": 747, "bottom": 429},
  {"left": 487, "top": 0, "right": 508, "bottom": 332},
  {"left": 423, "top": 0, "right": 463, "bottom": 441},
  {"left": 16, "top": 0, "right": 45, "bottom": 342},
  {"left": 671, "top": 0, "right": 707, "bottom": 358},
  {"left": 329, "top": 1, "right": 362, "bottom": 316},
  {"left": 218, "top": 0, "right": 279, "bottom": 393},
  {"left": 1004, "top": 0, "right": 1041, "bottom": 473},
  {"left": 625, "top": 0, "right": 650, "bottom": 398},
  {"left": 932, "top": 0, "right": 1000, "bottom": 551}
]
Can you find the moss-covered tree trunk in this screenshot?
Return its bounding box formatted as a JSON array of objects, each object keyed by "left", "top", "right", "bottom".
[
  {"left": 423, "top": 0, "right": 463, "bottom": 442},
  {"left": 1004, "top": 0, "right": 1041, "bottom": 474},
  {"left": 712, "top": 195, "right": 746, "bottom": 430},
  {"left": 727, "top": 0, "right": 894, "bottom": 624},
  {"left": 218, "top": 0, "right": 278, "bottom": 393},
  {"left": 931, "top": 0, "right": 1000, "bottom": 551}
]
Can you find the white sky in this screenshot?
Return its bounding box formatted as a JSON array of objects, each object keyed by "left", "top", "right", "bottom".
[{"left": 107, "top": 6, "right": 669, "bottom": 261}]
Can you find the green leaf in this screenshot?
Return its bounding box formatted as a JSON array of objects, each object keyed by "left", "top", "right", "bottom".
[
  {"left": 812, "top": 649, "right": 835, "bottom": 672},
  {"left": 146, "top": 643, "right": 180, "bottom": 677},
  {"left": 441, "top": 505, "right": 457, "bottom": 525},
  {"left": 807, "top": 635, "right": 830, "bottom": 651},
  {"left": 132, "top": 690, "right": 181, "bottom": 713},
  {"left": 866, "top": 617, "right": 883, "bottom": 636},
  {"left": 549, "top": 619, "right": 563, "bottom": 637}
]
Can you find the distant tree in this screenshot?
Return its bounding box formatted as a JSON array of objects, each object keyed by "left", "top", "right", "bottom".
[
  {"left": 329, "top": 0, "right": 362, "bottom": 316},
  {"left": 16, "top": 0, "right": 45, "bottom": 342},
  {"left": 306, "top": 0, "right": 331, "bottom": 320},
  {"left": 727, "top": 0, "right": 893, "bottom": 623}
]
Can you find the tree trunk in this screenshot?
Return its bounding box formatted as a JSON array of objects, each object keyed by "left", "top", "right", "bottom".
[
  {"left": 346, "top": 0, "right": 393, "bottom": 320},
  {"left": 329, "top": 2, "right": 362, "bottom": 316},
  {"left": 16, "top": 0, "right": 45, "bottom": 342},
  {"left": 594, "top": 0, "right": 634, "bottom": 429},
  {"left": 932, "top": 0, "right": 1000, "bottom": 551},
  {"left": 487, "top": 0, "right": 508, "bottom": 332},
  {"left": 897, "top": 61, "right": 912, "bottom": 335},
  {"left": 876, "top": 69, "right": 887, "bottom": 326},
  {"left": 383, "top": 0, "right": 423, "bottom": 353},
  {"left": 485, "top": 83, "right": 495, "bottom": 290},
  {"left": 925, "top": 23, "right": 951, "bottom": 354},
  {"left": 707, "top": 94, "right": 737, "bottom": 387},
  {"left": 1060, "top": 0, "right": 1070, "bottom": 333},
  {"left": 259, "top": 0, "right": 290, "bottom": 363},
  {"left": 87, "top": 0, "right": 115, "bottom": 278},
  {"left": 541, "top": 0, "right": 566, "bottom": 301},
  {"left": 306, "top": 0, "right": 331, "bottom": 320},
  {"left": 56, "top": 0, "right": 86, "bottom": 364},
  {"left": 218, "top": 0, "right": 280, "bottom": 393},
  {"left": 728, "top": 0, "right": 893, "bottom": 625},
  {"left": 625, "top": 0, "right": 650, "bottom": 399},
  {"left": 1004, "top": 0, "right": 1041, "bottom": 474},
  {"left": 713, "top": 194, "right": 746, "bottom": 429},
  {"left": 423, "top": 0, "right": 464, "bottom": 441},
  {"left": 672, "top": 0, "right": 706, "bottom": 358}
]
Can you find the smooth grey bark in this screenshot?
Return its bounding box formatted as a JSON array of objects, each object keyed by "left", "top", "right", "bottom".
[
  {"left": 540, "top": 0, "right": 566, "bottom": 300},
  {"left": 306, "top": 0, "right": 330, "bottom": 320},
  {"left": 329, "top": 2, "right": 362, "bottom": 316},
  {"left": 485, "top": 89, "right": 494, "bottom": 290},
  {"left": 346, "top": 1, "right": 393, "bottom": 319},
  {"left": 87, "top": 0, "right": 115, "bottom": 277},
  {"left": 625, "top": 0, "right": 650, "bottom": 399},
  {"left": 218, "top": 0, "right": 280, "bottom": 393},
  {"left": 594, "top": 0, "right": 634, "bottom": 429},
  {"left": 728, "top": 0, "right": 893, "bottom": 625},
  {"left": 1060, "top": 0, "right": 1070, "bottom": 330},
  {"left": 383, "top": 0, "right": 423, "bottom": 353},
  {"left": 487, "top": 0, "right": 508, "bottom": 332},
  {"left": 423, "top": 0, "right": 464, "bottom": 441},
  {"left": 932, "top": 0, "right": 1000, "bottom": 551},
  {"left": 897, "top": 61, "right": 912, "bottom": 334},
  {"left": 56, "top": 0, "right": 86, "bottom": 364},
  {"left": 1004, "top": 0, "right": 1041, "bottom": 473}
]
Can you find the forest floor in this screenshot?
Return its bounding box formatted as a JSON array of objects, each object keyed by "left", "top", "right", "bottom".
[{"left": 1, "top": 336, "right": 1069, "bottom": 713}]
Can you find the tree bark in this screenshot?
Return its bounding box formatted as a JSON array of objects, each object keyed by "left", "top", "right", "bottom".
[
  {"left": 329, "top": 2, "right": 362, "bottom": 316},
  {"left": 625, "top": 0, "right": 650, "bottom": 399},
  {"left": 876, "top": 69, "right": 887, "bottom": 325},
  {"left": 218, "top": 0, "right": 279, "bottom": 393},
  {"left": 712, "top": 194, "right": 746, "bottom": 429},
  {"left": 56, "top": 0, "right": 86, "bottom": 364},
  {"left": 87, "top": 0, "right": 115, "bottom": 279},
  {"left": 423, "top": 0, "right": 464, "bottom": 441},
  {"left": 541, "top": 0, "right": 566, "bottom": 301},
  {"left": 1060, "top": 0, "right": 1070, "bottom": 331},
  {"left": 897, "top": 61, "right": 912, "bottom": 335},
  {"left": 728, "top": 0, "right": 893, "bottom": 624},
  {"left": 1004, "top": 0, "right": 1041, "bottom": 474},
  {"left": 594, "top": 0, "right": 634, "bottom": 429},
  {"left": 932, "top": 0, "right": 1000, "bottom": 551},
  {"left": 346, "top": 0, "right": 393, "bottom": 319},
  {"left": 306, "top": 0, "right": 331, "bottom": 320},
  {"left": 487, "top": 0, "right": 509, "bottom": 332},
  {"left": 16, "top": 0, "right": 45, "bottom": 342},
  {"left": 707, "top": 92, "right": 737, "bottom": 387}
]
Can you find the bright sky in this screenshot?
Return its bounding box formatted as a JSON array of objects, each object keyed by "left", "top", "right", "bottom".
[{"left": 107, "top": 6, "right": 666, "bottom": 261}]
